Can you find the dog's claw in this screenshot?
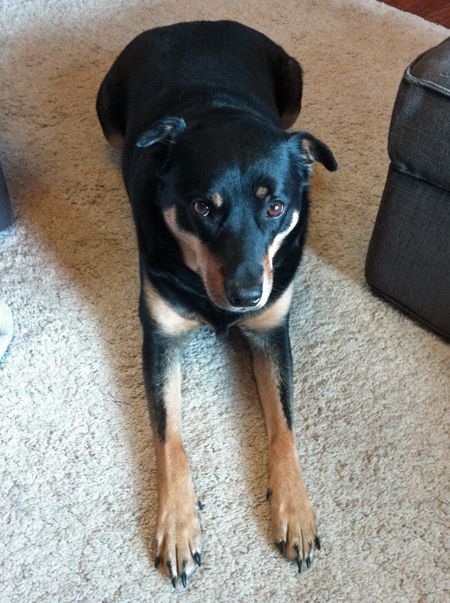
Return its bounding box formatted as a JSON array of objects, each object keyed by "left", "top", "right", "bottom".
[
  {"left": 314, "top": 535, "right": 321, "bottom": 550},
  {"left": 193, "top": 552, "right": 202, "bottom": 567},
  {"left": 306, "top": 556, "right": 311, "bottom": 569},
  {"left": 181, "top": 572, "right": 187, "bottom": 588},
  {"left": 154, "top": 556, "right": 161, "bottom": 569},
  {"left": 167, "top": 562, "right": 177, "bottom": 588},
  {"left": 197, "top": 500, "right": 204, "bottom": 511},
  {"left": 277, "top": 540, "right": 286, "bottom": 556},
  {"left": 294, "top": 543, "right": 303, "bottom": 573}
]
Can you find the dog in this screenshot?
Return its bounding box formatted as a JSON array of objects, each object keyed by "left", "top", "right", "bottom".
[{"left": 96, "top": 20, "right": 337, "bottom": 588}]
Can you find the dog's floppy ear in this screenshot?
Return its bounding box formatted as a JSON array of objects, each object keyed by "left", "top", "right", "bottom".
[
  {"left": 136, "top": 117, "right": 186, "bottom": 148},
  {"left": 293, "top": 131, "right": 338, "bottom": 172}
]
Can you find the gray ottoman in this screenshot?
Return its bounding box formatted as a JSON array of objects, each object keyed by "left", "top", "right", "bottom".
[
  {"left": 365, "top": 37, "right": 450, "bottom": 340},
  {"left": 0, "top": 162, "right": 12, "bottom": 231}
]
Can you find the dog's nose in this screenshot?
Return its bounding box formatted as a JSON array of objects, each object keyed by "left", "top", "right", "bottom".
[{"left": 225, "top": 282, "right": 262, "bottom": 308}]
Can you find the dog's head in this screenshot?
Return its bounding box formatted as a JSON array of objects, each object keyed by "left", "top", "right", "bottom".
[{"left": 137, "top": 113, "right": 336, "bottom": 312}]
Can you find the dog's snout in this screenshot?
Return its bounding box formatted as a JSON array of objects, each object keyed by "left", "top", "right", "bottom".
[{"left": 225, "top": 281, "right": 262, "bottom": 308}]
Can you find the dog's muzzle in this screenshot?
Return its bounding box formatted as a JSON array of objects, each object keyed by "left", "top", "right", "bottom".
[{"left": 224, "top": 279, "right": 263, "bottom": 308}]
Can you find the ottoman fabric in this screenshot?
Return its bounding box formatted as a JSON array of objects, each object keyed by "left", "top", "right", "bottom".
[
  {"left": 366, "top": 37, "right": 450, "bottom": 340},
  {"left": 389, "top": 38, "right": 450, "bottom": 192},
  {"left": 367, "top": 166, "right": 450, "bottom": 339},
  {"left": 0, "top": 162, "right": 12, "bottom": 231}
]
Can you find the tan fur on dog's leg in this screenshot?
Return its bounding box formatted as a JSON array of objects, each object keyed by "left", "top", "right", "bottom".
[
  {"left": 152, "top": 360, "right": 202, "bottom": 587},
  {"left": 140, "top": 280, "right": 202, "bottom": 587},
  {"left": 252, "top": 347, "right": 318, "bottom": 567}
]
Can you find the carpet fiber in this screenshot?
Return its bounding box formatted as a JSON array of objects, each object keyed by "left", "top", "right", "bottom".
[{"left": 1, "top": 1, "right": 449, "bottom": 601}]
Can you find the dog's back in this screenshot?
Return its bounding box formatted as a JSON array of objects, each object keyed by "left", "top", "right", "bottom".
[{"left": 97, "top": 20, "right": 302, "bottom": 146}]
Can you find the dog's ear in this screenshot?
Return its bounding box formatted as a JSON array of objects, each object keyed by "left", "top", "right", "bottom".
[
  {"left": 292, "top": 131, "right": 338, "bottom": 172},
  {"left": 136, "top": 117, "right": 186, "bottom": 148}
]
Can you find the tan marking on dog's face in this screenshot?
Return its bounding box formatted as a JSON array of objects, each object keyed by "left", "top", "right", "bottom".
[
  {"left": 163, "top": 206, "right": 299, "bottom": 313},
  {"left": 250, "top": 211, "right": 298, "bottom": 312},
  {"left": 142, "top": 275, "right": 201, "bottom": 335},
  {"left": 163, "top": 207, "right": 232, "bottom": 310},
  {"left": 255, "top": 186, "right": 269, "bottom": 199},
  {"left": 210, "top": 192, "right": 223, "bottom": 208},
  {"left": 163, "top": 207, "right": 200, "bottom": 272},
  {"left": 257, "top": 254, "right": 273, "bottom": 309},
  {"left": 239, "top": 283, "right": 293, "bottom": 331},
  {"left": 268, "top": 210, "right": 299, "bottom": 264},
  {"left": 207, "top": 207, "right": 297, "bottom": 312}
]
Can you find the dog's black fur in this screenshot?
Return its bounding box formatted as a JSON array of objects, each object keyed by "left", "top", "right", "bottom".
[{"left": 97, "top": 20, "right": 336, "bottom": 588}]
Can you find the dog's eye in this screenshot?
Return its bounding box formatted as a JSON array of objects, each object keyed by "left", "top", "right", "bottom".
[
  {"left": 266, "top": 201, "right": 285, "bottom": 218},
  {"left": 192, "top": 200, "right": 210, "bottom": 217}
]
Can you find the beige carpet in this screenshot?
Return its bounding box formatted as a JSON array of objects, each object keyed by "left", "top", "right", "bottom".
[{"left": 1, "top": 1, "right": 449, "bottom": 601}]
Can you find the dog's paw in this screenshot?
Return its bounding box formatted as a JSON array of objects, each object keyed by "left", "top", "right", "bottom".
[
  {"left": 155, "top": 492, "right": 203, "bottom": 589},
  {"left": 268, "top": 472, "right": 320, "bottom": 573}
]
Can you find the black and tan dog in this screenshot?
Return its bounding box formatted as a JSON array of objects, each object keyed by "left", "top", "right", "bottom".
[{"left": 96, "top": 20, "right": 336, "bottom": 588}]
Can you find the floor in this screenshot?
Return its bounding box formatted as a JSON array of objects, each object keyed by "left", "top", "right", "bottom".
[
  {"left": 1, "top": 1, "right": 449, "bottom": 602},
  {"left": 380, "top": 0, "right": 450, "bottom": 27}
]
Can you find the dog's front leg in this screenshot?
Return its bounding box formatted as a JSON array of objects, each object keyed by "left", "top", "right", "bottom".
[
  {"left": 241, "top": 308, "right": 320, "bottom": 571},
  {"left": 139, "top": 283, "right": 201, "bottom": 588}
]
